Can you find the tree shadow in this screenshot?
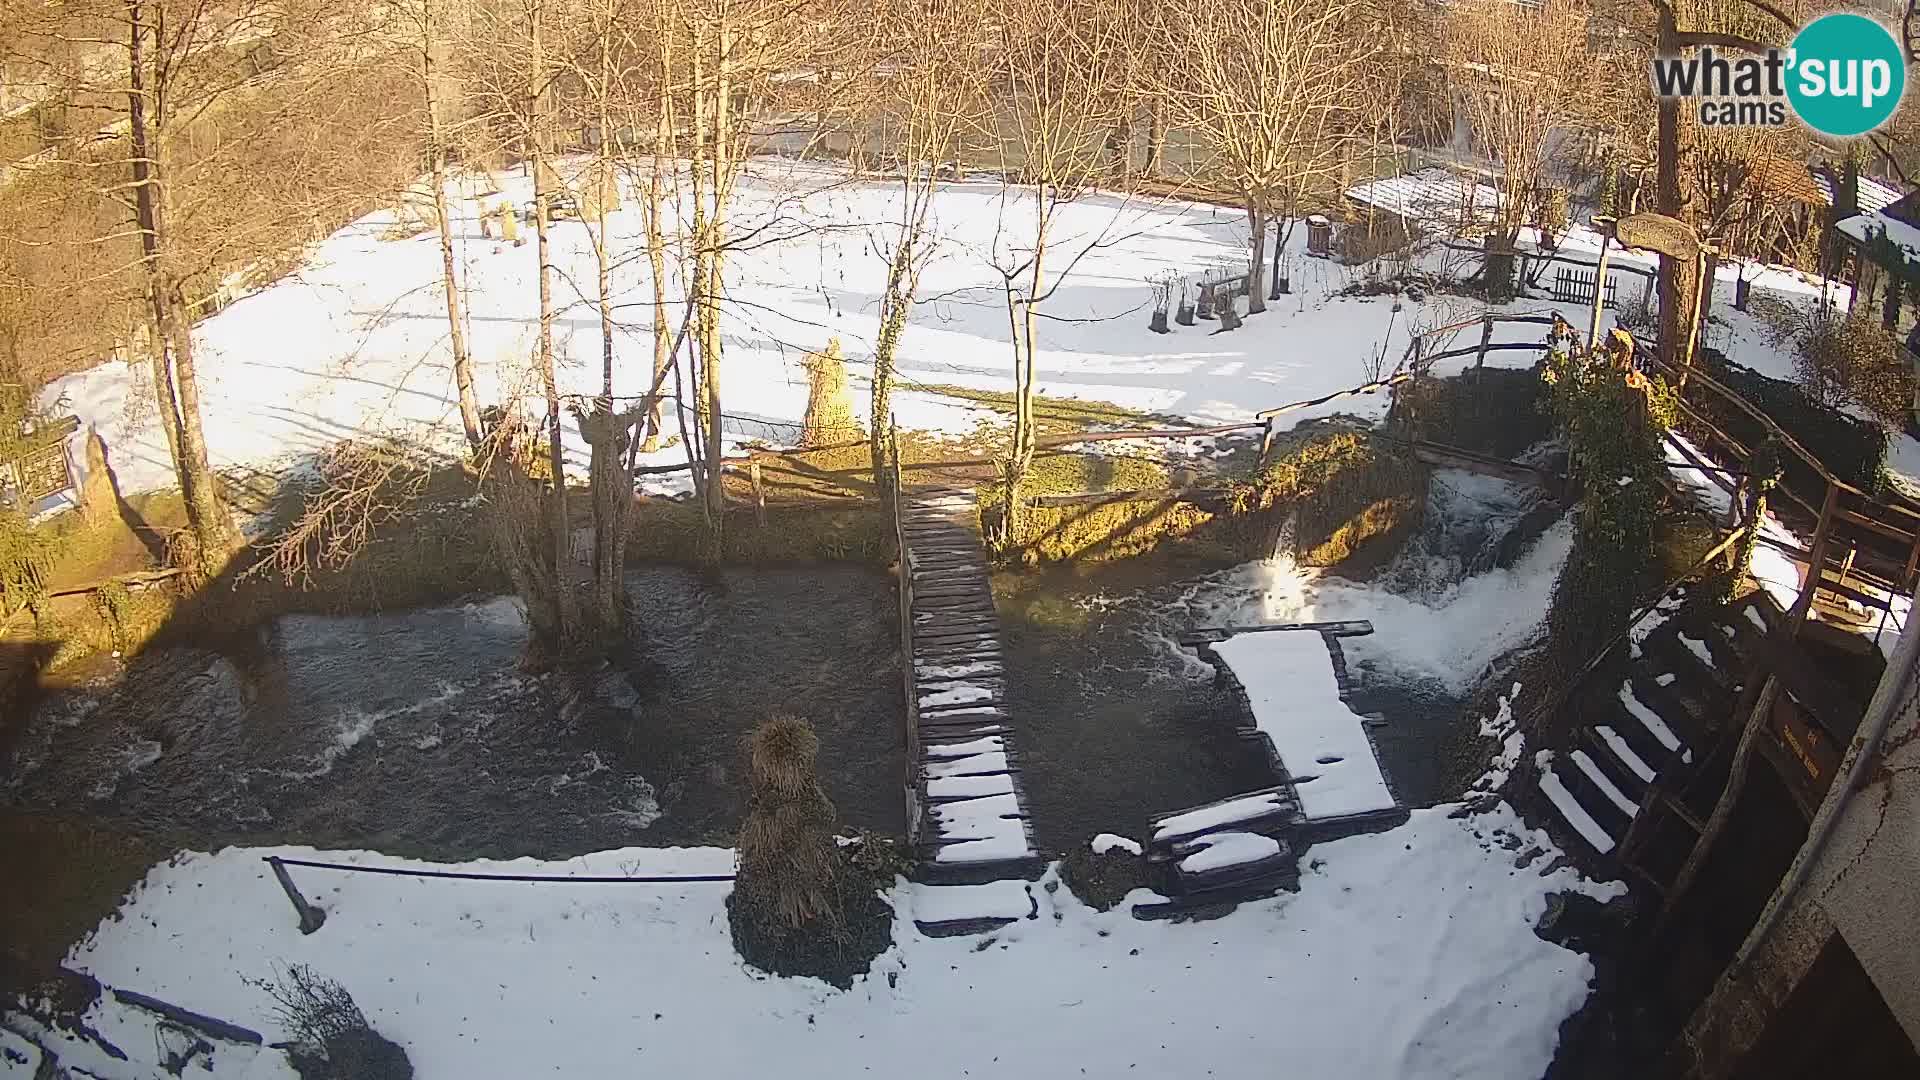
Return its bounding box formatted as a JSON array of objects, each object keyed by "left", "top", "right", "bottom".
[{"left": 99, "top": 440, "right": 168, "bottom": 566}]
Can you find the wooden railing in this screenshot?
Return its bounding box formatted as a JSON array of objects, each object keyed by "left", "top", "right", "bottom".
[
  {"left": 1641, "top": 347, "right": 1920, "bottom": 642},
  {"left": 887, "top": 417, "right": 922, "bottom": 845}
]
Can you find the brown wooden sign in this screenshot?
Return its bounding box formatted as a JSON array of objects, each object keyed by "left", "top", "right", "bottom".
[{"left": 1770, "top": 691, "right": 1842, "bottom": 806}]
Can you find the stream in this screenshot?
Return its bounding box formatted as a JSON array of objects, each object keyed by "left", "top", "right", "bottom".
[{"left": 3, "top": 469, "right": 1566, "bottom": 866}]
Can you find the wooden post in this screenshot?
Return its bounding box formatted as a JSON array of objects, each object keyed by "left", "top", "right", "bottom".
[
  {"left": 1787, "top": 483, "right": 1841, "bottom": 635},
  {"left": 1475, "top": 314, "right": 1494, "bottom": 370},
  {"left": 266, "top": 857, "right": 327, "bottom": 935},
  {"left": 1651, "top": 677, "right": 1778, "bottom": 939},
  {"left": 1257, "top": 417, "right": 1276, "bottom": 469},
  {"left": 1588, "top": 234, "right": 1613, "bottom": 350},
  {"left": 749, "top": 461, "right": 766, "bottom": 527}
]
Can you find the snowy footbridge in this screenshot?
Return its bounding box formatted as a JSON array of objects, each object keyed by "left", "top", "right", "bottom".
[
  {"left": 1145, "top": 622, "right": 1410, "bottom": 917},
  {"left": 894, "top": 483, "right": 1044, "bottom": 934}
]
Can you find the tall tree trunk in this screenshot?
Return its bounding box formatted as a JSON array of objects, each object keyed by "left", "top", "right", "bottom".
[
  {"left": 640, "top": 79, "right": 674, "bottom": 453},
  {"left": 1246, "top": 199, "right": 1268, "bottom": 315},
  {"left": 125, "top": 0, "right": 235, "bottom": 567},
  {"left": 688, "top": 26, "right": 712, "bottom": 509},
  {"left": 870, "top": 247, "right": 912, "bottom": 508},
  {"left": 529, "top": 0, "right": 575, "bottom": 646},
  {"left": 422, "top": 10, "right": 484, "bottom": 454},
  {"left": 1655, "top": 2, "right": 1701, "bottom": 374},
  {"left": 699, "top": 24, "right": 731, "bottom": 544},
  {"left": 997, "top": 198, "right": 1048, "bottom": 550},
  {"left": 1144, "top": 95, "right": 1164, "bottom": 178},
  {"left": 582, "top": 23, "right": 629, "bottom": 638}
]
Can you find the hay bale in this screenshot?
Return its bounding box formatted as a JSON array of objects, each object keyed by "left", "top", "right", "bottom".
[{"left": 798, "top": 338, "right": 863, "bottom": 448}]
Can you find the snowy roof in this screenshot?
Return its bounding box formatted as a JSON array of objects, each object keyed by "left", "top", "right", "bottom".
[
  {"left": 1344, "top": 167, "right": 1498, "bottom": 229},
  {"left": 1836, "top": 207, "right": 1920, "bottom": 269},
  {"left": 1812, "top": 170, "right": 1903, "bottom": 214},
  {"left": 1210, "top": 633, "right": 1397, "bottom": 820}
]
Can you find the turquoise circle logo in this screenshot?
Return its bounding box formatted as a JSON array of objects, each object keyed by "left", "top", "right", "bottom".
[{"left": 1787, "top": 14, "right": 1906, "bottom": 137}]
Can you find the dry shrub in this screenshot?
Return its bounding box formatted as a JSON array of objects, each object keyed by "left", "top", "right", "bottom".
[
  {"left": 250, "top": 964, "right": 411, "bottom": 1080},
  {"left": 1759, "top": 298, "right": 1914, "bottom": 430}
]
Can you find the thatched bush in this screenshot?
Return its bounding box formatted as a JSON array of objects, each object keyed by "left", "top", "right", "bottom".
[
  {"left": 252, "top": 964, "right": 411, "bottom": 1080},
  {"left": 728, "top": 715, "right": 892, "bottom": 988},
  {"left": 799, "top": 338, "right": 863, "bottom": 449}
]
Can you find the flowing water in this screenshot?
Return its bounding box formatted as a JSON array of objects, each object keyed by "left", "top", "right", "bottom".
[
  {"left": 997, "top": 469, "right": 1569, "bottom": 850},
  {"left": 4, "top": 471, "right": 1565, "bottom": 865},
  {"left": 2, "top": 566, "right": 904, "bottom": 860}
]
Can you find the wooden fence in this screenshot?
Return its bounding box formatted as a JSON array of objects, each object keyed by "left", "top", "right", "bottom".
[{"left": 1552, "top": 267, "right": 1620, "bottom": 310}]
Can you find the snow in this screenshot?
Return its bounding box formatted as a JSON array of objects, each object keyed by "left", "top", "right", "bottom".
[
  {"left": 917, "top": 660, "right": 1000, "bottom": 681},
  {"left": 1475, "top": 684, "right": 1527, "bottom": 791},
  {"left": 0, "top": 1029, "right": 42, "bottom": 1078},
  {"left": 1836, "top": 209, "right": 1920, "bottom": 267},
  {"left": 1655, "top": 672, "right": 1678, "bottom": 686},
  {"left": 1616, "top": 683, "right": 1682, "bottom": 752},
  {"left": 1178, "top": 831, "right": 1283, "bottom": 874},
  {"left": 926, "top": 773, "right": 1016, "bottom": 800},
  {"left": 1536, "top": 753, "right": 1616, "bottom": 854},
  {"left": 925, "top": 749, "right": 1010, "bottom": 777},
  {"left": 1090, "top": 833, "right": 1143, "bottom": 856},
  {"left": 923, "top": 736, "right": 1004, "bottom": 759},
  {"left": 61, "top": 805, "right": 1620, "bottom": 1080},
  {"left": 1211, "top": 632, "right": 1397, "bottom": 819},
  {"left": 1570, "top": 750, "right": 1639, "bottom": 819},
  {"left": 1346, "top": 168, "right": 1498, "bottom": 228},
  {"left": 36, "top": 157, "right": 1665, "bottom": 516},
  {"left": 1595, "top": 726, "right": 1656, "bottom": 784},
  {"left": 1152, "top": 790, "right": 1296, "bottom": 841},
  {"left": 918, "top": 682, "right": 995, "bottom": 708},
  {"left": 1679, "top": 633, "right": 1716, "bottom": 669},
  {"left": 908, "top": 880, "right": 1034, "bottom": 924}
]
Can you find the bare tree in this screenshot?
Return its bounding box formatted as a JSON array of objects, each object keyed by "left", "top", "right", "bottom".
[
  {"left": 983, "top": 0, "right": 1131, "bottom": 549},
  {"left": 1440, "top": 0, "right": 1596, "bottom": 300},
  {"left": 1160, "top": 0, "right": 1379, "bottom": 314},
  {"left": 862, "top": 0, "right": 986, "bottom": 507},
  {"left": 393, "top": 0, "right": 489, "bottom": 453}
]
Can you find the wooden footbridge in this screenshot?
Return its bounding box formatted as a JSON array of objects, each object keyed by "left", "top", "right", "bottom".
[{"left": 893, "top": 481, "right": 1042, "bottom": 908}]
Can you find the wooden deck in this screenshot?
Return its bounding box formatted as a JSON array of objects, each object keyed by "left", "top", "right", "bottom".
[{"left": 896, "top": 484, "right": 1042, "bottom": 894}]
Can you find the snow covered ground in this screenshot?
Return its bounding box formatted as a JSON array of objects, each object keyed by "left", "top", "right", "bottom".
[
  {"left": 41, "top": 155, "right": 1885, "bottom": 512},
  {"left": 43, "top": 805, "right": 1620, "bottom": 1080}
]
